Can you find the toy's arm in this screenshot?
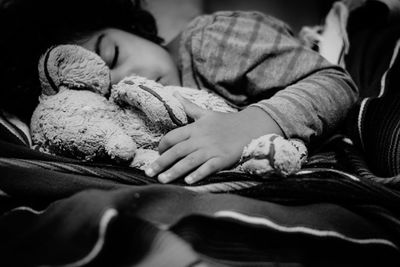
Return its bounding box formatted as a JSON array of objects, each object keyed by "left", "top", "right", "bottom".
[
  {"left": 110, "top": 75, "right": 239, "bottom": 131},
  {"left": 110, "top": 76, "right": 189, "bottom": 131},
  {"left": 239, "top": 133, "right": 308, "bottom": 177}
]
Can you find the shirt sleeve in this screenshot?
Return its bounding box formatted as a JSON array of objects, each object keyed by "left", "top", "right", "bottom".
[{"left": 179, "top": 11, "right": 358, "bottom": 144}]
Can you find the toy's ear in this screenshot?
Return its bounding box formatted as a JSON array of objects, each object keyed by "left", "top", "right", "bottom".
[{"left": 38, "top": 44, "right": 111, "bottom": 96}]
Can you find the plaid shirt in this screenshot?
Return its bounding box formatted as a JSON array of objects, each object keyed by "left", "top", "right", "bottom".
[{"left": 178, "top": 11, "right": 358, "bottom": 144}]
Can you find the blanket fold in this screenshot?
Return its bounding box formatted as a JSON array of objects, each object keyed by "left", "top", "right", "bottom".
[
  {"left": 1, "top": 133, "right": 400, "bottom": 266},
  {"left": 1, "top": 187, "right": 399, "bottom": 267}
]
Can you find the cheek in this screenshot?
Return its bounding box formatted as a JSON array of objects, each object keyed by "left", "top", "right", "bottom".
[
  {"left": 110, "top": 59, "right": 157, "bottom": 84},
  {"left": 110, "top": 60, "right": 135, "bottom": 84},
  {"left": 155, "top": 50, "right": 178, "bottom": 74},
  {"left": 110, "top": 70, "right": 123, "bottom": 85},
  {"left": 109, "top": 53, "right": 144, "bottom": 83}
]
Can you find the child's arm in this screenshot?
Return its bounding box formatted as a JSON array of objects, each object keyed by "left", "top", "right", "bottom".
[
  {"left": 146, "top": 94, "right": 283, "bottom": 184},
  {"left": 146, "top": 11, "right": 358, "bottom": 183}
]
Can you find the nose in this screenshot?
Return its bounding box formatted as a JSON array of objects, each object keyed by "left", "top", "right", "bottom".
[
  {"left": 110, "top": 68, "right": 157, "bottom": 85},
  {"left": 110, "top": 68, "right": 131, "bottom": 85},
  {"left": 110, "top": 71, "right": 123, "bottom": 85}
]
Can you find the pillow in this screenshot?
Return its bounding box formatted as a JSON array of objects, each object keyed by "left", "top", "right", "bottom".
[{"left": 0, "top": 109, "right": 31, "bottom": 147}]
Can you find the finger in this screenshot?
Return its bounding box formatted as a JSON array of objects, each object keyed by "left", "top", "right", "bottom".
[
  {"left": 158, "top": 125, "right": 191, "bottom": 154},
  {"left": 174, "top": 92, "right": 208, "bottom": 120},
  {"left": 185, "top": 157, "right": 223, "bottom": 184},
  {"left": 157, "top": 149, "right": 209, "bottom": 183},
  {"left": 146, "top": 140, "right": 196, "bottom": 178}
]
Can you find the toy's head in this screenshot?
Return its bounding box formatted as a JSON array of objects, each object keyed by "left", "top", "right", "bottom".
[{"left": 38, "top": 45, "right": 111, "bottom": 96}]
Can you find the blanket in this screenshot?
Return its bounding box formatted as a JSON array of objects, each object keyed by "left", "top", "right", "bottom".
[{"left": 1, "top": 125, "right": 400, "bottom": 266}]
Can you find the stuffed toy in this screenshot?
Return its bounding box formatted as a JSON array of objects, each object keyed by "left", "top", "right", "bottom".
[{"left": 30, "top": 44, "right": 307, "bottom": 177}]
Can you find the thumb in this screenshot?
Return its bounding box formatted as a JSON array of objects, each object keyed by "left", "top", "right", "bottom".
[{"left": 174, "top": 92, "right": 208, "bottom": 120}]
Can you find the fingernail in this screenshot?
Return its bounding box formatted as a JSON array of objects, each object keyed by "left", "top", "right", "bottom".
[
  {"left": 185, "top": 175, "right": 195, "bottom": 184},
  {"left": 145, "top": 163, "right": 160, "bottom": 177},
  {"left": 145, "top": 168, "right": 154, "bottom": 177},
  {"left": 158, "top": 173, "right": 171, "bottom": 184}
]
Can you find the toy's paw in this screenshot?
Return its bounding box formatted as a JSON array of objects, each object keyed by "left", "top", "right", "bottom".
[
  {"left": 239, "top": 134, "right": 307, "bottom": 177},
  {"left": 38, "top": 45, "right": 110, "bottom": 96},
  {"left": 111, "top": 76, "right": 188, "bottom": 131},
  {"left": 105, "top": 131, "right": 137, "bottom": 162},
  {"left": 130, "top": 149, "right": 159, "bottom": 170}
]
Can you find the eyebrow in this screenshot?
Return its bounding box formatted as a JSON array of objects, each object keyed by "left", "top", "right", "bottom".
[{"left": 95, "top": 33, "right": 105, "bottom": 55}]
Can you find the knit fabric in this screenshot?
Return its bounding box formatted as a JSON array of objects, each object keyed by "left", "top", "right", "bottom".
[{"left": 178, "top": 11, "right": 358, "bottom": 145}]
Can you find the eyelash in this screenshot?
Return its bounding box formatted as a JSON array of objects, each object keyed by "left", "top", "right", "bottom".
[{"left": 109, "top": 46, "right": 119, "bottom": 69}]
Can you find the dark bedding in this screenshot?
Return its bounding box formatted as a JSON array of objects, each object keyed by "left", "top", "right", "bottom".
[{"left": 1, "top": 133, "right": 400, "bottom": 266}]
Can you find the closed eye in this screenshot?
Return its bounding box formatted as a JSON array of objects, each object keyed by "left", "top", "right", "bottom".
[
  {"left": 95, "top": 33, "right": 119, "bottom": 69},
  {"left": 95, "top": 33, "right": 105, "bottom": 56},
  {"left": 110, "top": 46, "right": 119, "bottom": 69}
]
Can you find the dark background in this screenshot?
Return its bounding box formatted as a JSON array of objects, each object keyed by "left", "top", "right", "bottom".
[{"left": 147, "top": 0, "right": 335, "bottom": 42}]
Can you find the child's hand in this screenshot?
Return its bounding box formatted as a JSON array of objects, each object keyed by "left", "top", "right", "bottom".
[{"left": 145, "top": 93, "right": 283, "bottom": 184}]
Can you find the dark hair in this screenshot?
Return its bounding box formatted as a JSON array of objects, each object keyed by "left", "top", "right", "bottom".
[{"left": 0, "top": 0, "right": 163, "bottom": 122}]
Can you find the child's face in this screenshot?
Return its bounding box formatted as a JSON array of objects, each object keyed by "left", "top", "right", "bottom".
[{"left": 79, "top": 28, "right": 180, "bottom": 86}]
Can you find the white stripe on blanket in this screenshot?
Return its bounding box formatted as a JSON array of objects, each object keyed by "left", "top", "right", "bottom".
[
  {"left": 185, "top": 181, "right": 261, "bottom": 193},
  {"left": 358, "top": 39, "right": 400, "bottom": 150},
  {"left": 10, "top": 206, "right": 46, "bottom": 215},
  {"left": 44, "top": 208, "right": 118, "bottom": 267},
  {"left": 214, "top": 210, "right": 398, "bottom": 250},
  {"left": 6, "top": 207, "right": 119, "bottom": 267},
  {"left": 298, "top": 167, "right": 360, "bottom": 181}
]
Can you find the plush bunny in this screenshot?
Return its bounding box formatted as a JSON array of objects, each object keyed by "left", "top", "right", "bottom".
[{"left": 30, "top": 44, "right": 307, "bottom": 177}]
